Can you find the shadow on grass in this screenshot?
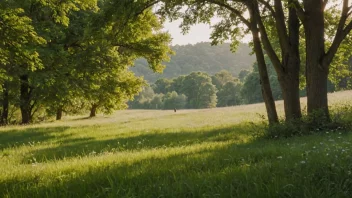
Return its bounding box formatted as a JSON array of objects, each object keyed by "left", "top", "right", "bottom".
[
  {"left": 20, "top": 124, "right": 253, "bottom": 164},
  {"left": 3, "top": 131, "right": 350, "bottom": 198},
  {"left": 0, "top": 126, "right": 71, "bottom": 150}
]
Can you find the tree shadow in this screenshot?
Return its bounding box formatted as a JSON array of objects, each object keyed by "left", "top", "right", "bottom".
[
  {"left": 0, "top": 126, "right": 71, "bottom": 150},
  {"left": 20, "top": 124, "right": 252, "bottom": 163},
  {"left": 2, "top": 124, "right": 348, "bottom": 197},
  {"left": 2, "top": 134, "right": 334, "bottom": 198}
]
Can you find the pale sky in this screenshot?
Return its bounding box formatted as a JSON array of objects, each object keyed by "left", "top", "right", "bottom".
[
  {"left": 163, "top": 19, "right": 251, "bottom": 45},
  {"left": 163, "top": 19, "right": 213, "bottom": 45}
]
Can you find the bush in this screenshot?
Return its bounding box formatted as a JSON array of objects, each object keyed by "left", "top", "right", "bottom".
[{"left": 250, "top": 105, "right": 352, "bottom": 139}]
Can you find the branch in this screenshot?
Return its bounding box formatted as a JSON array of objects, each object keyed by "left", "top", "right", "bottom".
[
  {"left": 206, "top": 0, "right": 250, "bottom": 27},
  {"left": 250, "top": 1, "right": 284, "bottom": 75},
  {"left": 113, "top": 0, "right": 160, "bottom": 39},
  {"left": 258, "top": 0, "right": 276, "bottom": 17},
  {"left": 273, "top": 0, "right": 290, "bottom": 52},
  {"left": 291, "top": 0, "right": 305, "bottom": 23},
  {"left": 324, "top": 0, "right": 352, "bottom": 67}
]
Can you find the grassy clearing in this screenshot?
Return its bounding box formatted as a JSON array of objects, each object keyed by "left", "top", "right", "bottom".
[{"left": 1, "top": 90, "right": 352, "bottom": 198}]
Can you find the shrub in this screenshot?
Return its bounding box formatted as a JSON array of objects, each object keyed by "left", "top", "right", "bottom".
[{"left": 251, "top": 105, "right": 352, "bottom": 139}]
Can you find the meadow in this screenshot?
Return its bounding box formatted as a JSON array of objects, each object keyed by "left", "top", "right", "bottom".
[{"left": 1, "top": 90, "right": 352, "bottom": 198}]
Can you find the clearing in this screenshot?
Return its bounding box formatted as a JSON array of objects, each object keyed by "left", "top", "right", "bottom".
[{"left": 1, "top": 90, "right": 352, "bottom": 197}]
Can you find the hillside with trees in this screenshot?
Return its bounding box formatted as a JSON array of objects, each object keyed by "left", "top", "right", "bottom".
[
  {"left": 129, "top": 55, "right": 350, "bottom": 110},
  {"left": 131, "top": 42, "right": 255, "bottom": 82}
]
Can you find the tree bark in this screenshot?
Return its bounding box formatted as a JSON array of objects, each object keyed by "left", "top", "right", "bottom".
[
  {"left": 0, "top": 82, "right": 9, "bottom": 125},
  {"left": 90, "top": 104, "right": 98, "bottom": 117},
  {"left": 303, "top": 0, "right": 330, "bottom": 119},
  {"left": 248, "top": 3, "right": 279, "bottom": 125},
  {"left": 253, "top": 0, "right": 302, "bottom": 121},
  {"left": 56, "top": 106, "right": 63, "bottom": 120},
  {"left": 20, "top": 75, "right": 32, "bottom": 124},
  {"left": 279, "top": 6, "right": 302, "bottom": 120}
]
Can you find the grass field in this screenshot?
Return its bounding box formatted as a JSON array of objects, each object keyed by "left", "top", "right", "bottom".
[{"left": 1, "top": 90, "right": 352, "bottom": 198}]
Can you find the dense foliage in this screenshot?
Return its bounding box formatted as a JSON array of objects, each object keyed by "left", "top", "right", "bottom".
[{"left": 0, "top": 0, "right": 172, "bottom": 124}]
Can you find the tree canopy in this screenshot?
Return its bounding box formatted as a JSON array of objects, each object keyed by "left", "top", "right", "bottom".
[{"left": 0, "top": 0, "right": 172, "bottom": 124}]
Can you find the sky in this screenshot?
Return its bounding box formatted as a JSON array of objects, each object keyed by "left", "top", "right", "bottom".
[
  {"left": 163, "top": 18, "right": 251, "bottom": 46},
  {"left": 162, "top": 19, "right": 214, "bottom": 45}
]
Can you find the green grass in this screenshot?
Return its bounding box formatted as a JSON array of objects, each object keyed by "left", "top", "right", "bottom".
[{"left": 1, "top": 90, "right": 352, "bottom": 198}]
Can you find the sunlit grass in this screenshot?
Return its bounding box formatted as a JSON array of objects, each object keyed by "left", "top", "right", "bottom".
[{"left": 0, "top": 90, "right": 352, "bottom": 197}]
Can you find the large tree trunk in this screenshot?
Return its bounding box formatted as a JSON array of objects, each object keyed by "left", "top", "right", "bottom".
[
  {"left": 279, "top": 6, "right": 302, "bottom": 120},
  {"left": 0, "top": 82, "right": 9, "bottom": 125},
  {"left": 90, "top": 104, "right": 98, "bottom": 117},
  {"left": 248, "top": 5, "right": 279, "bottom": 125},
  {"left": 56, "top": 106, "right": 63, "bottom": 120},
  {"left": 20, "top": 75, "right": 32, "bottom": 124},
  {"left": 303, "top": 0, "right": 330, "bottom": 119},
  {"left": 279, "top": 75, "right": 301, "bottom": 120},
  {"left": 251, "top": 0, "right": 301, "bottom": 121}
]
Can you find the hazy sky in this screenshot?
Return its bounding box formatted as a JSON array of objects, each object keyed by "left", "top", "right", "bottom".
[
  {"left": 163, "top": 19, "right": 251, "bottom": 46},
  {"left": 163, "top": 19, "right": 214, "bottom": 45}
]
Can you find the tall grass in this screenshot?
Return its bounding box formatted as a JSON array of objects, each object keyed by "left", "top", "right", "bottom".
[{"left": 0, "top": 90, "right": 352, "bottom": 197}]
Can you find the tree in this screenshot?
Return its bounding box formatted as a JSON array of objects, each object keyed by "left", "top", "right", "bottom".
[
  {"left": 160, "top": 0, "right": 352, "bottom": 123},
  {"left": 129, "top": 86, "right": 156, "bottom": 109},
  {"left": 163, "top": 91, "right": 187, "bottom": 109},
  {"left": 217, "top": 81, "right": 242, "bottom": 107},
  {"left": 211, "top": 70, "right": 235, "bottom": 90},
  {"left": 159, "top": 0, "right": 280, "bottom": 123},
  {"left": 78, "top": 2, "right": 172, "bottom": 117},
  {"left": 241, "top": 59, "right": 282, "bottom": 104},
  {"left": 0, "top": 2, "right": 48, "bottom": 124},
  {"left": 0, "top": 0, "right": 173, "bottom": 123},
  {"left": 154, "top": 78, "right": 173, "bottom": 94},
  {"left": 292, "top": 0, "right": 352, "bottom": 119},
  {"left": 181, "top": 72, "right": 217, "bottom": 108},
  {"left": 238, "top": 69, "right": 250, "bottom": 82}
]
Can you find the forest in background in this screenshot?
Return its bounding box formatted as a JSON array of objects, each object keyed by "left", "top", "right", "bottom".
[
  {"left": 131, "top": 42, "right": 255, "bottom": 82},
  {"left": 130, "top": 54, "right": 352, "bottom": 110}
]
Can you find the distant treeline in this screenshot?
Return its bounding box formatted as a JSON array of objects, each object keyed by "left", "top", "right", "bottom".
[
  {"left": 129, "top": 56, "right": 351, "bottom": 110},
  {"left": 131, "top": 42, "right": 255, "bottom": 83}
]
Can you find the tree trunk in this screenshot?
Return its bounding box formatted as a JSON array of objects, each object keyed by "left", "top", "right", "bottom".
[
  {"left": 279, "top": 6, "right": 302, "bottom": 120},
  {"left": 56, "top": 106, "right": 63, "bottom": 120},
  {"left": 248, "top": 6, "right": 279, "bottom": 125},
  {"left": 251, "top": 0, "right": 301, "bottom": 122},
  {"left": 303, "top": 0, "right": 330, "bottom": 119},
  {"left": 90, "top": 104, "right": 98, "bottom": 117},
  {"left": 20, "top": 75, "right": 32, "bottom": 124},
  {"left": 0, "top": 82, "right": 9, "bottom": 125},
  {"left": 279, "top": 74, "right": 301, "bottom": 120}
]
